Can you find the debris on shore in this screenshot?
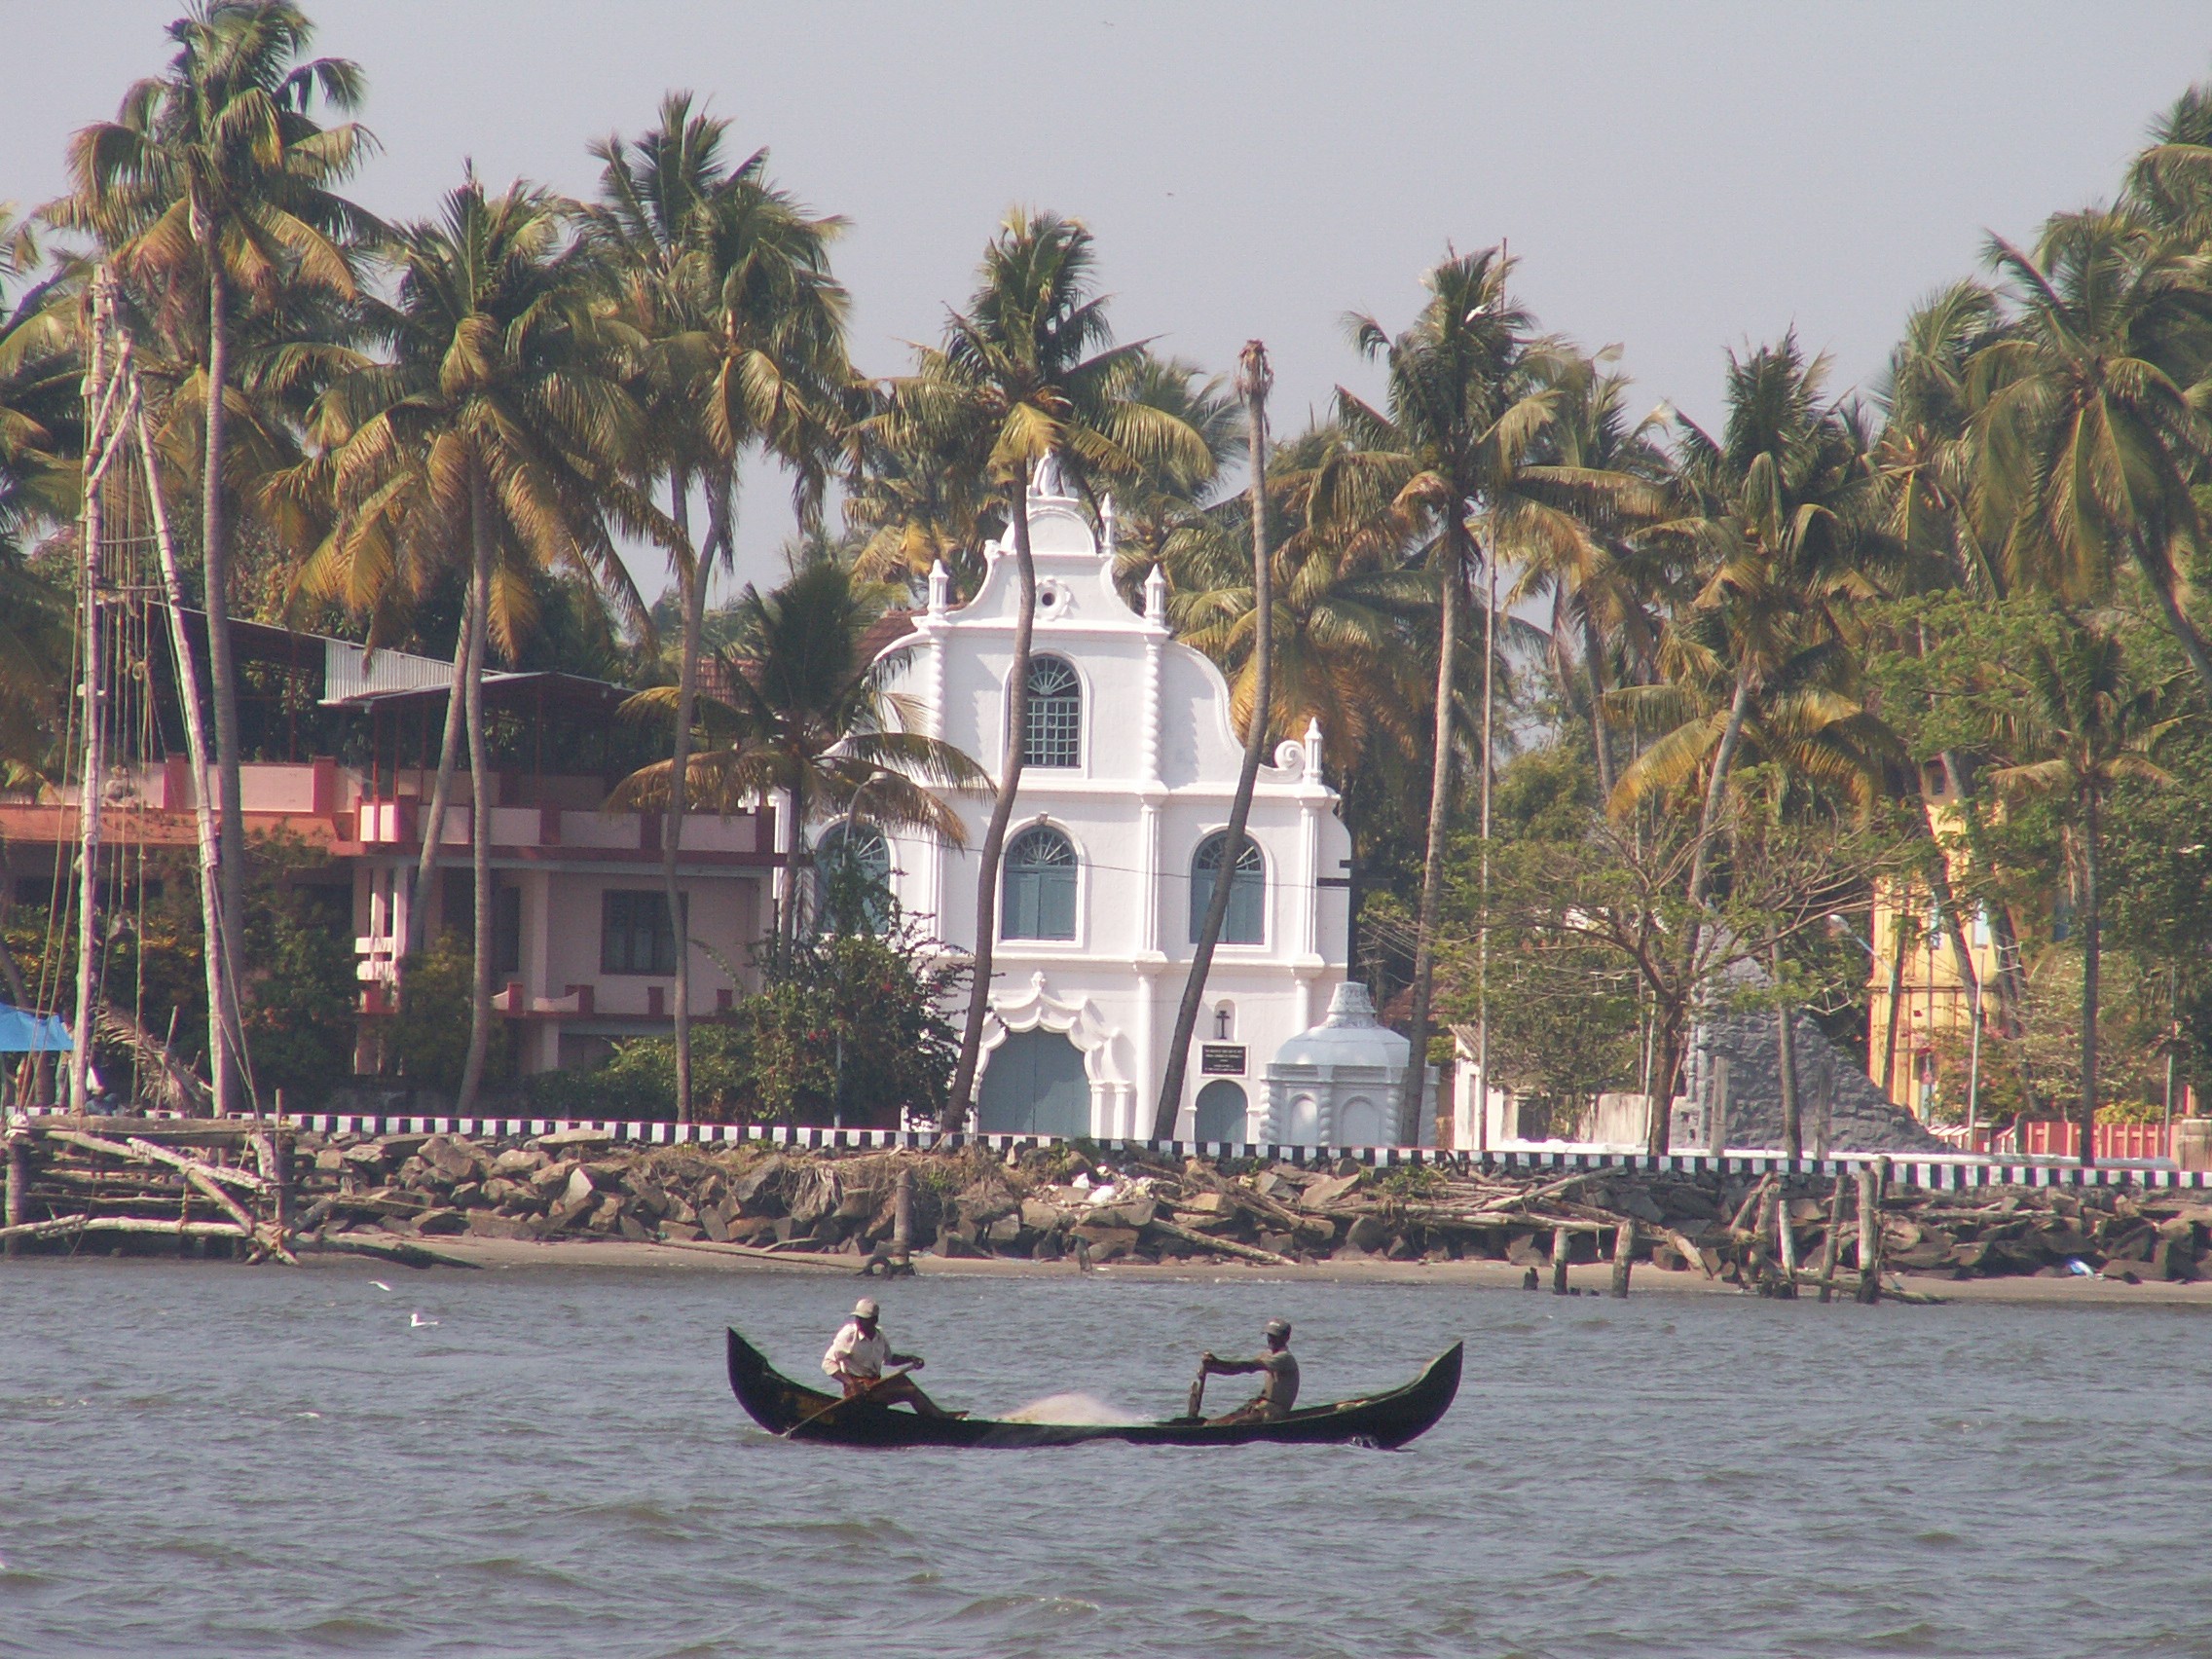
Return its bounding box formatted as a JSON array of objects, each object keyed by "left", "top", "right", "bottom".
[{"left": 8, "top": 1116, "right": 2210, "bottom": 1292}]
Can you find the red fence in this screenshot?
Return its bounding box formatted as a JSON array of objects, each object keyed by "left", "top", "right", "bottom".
[{"left": 1930, "top": 1121, "right": 2171, "bottom": 1161}]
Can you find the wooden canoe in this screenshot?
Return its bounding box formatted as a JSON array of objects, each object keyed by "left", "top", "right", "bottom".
[{"left": 725, "top": 1327, "right": 1462, "bottom": 1449}]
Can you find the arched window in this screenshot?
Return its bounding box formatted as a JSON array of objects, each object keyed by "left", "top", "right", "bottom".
[
  {"left": 1003, "top": 826, "right": 1077, "bottom": 940},
  {"left": 1190, "top": 832, "right": 1265, "bottom": 944},
  {"left": 1022, "top": 656, "right": 1081, "bottom": 768},
  {"left": 813, "top": 823, "right": 892, "bottom": 935}
]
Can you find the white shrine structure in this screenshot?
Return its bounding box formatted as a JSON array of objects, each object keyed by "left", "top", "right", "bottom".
[{"left": 860, "top": 459, "right": 1394, "bottom": 1143}]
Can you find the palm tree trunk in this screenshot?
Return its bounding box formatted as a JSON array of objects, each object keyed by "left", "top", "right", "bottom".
[
  {"left": 946, "top": 473, "right": 1036, "bottom": 1129},
  {"left": 1879, "top": 910, "right": 1907, "bottom": 1107},
  {"left": 1646, "top": 1000, "right": 1686, "bottom": 1158},
  {"left": 1157, "top": 344, "right": 1272, "bottom": 1140},
  {"left": 454, "top": 468, "right": 496, "bottom": 1114},
  {"left": 1773, "top": 940, "right": 1800, "bottom": 1161},
  {"left": 1687, "top": 660, "right": 1753, "bottom": 910},
  {"left": 1940, "top": 747, "right": 2042, "bottom": 1113},
  {"left": 663, "top": 471, "right": 701, "bottom": 1124},
  {"left": 407, "top": 585, "right": 472, "bottom": 958},
  {"left": 200, "top": 249, "right": 247, "bottom": 1117},
  {"left": 2078, "top": 788, "right": 2100, "bottom": 1168},
  {"left": 1397, "top": 523, "right": 1464, "bottom": 1139},
  {"left": 1580, "top": 608, "right": 1616, "bottom": 799},
  {"left": 1662, "top": 657, "right": 1754, "bottom": 1149}
]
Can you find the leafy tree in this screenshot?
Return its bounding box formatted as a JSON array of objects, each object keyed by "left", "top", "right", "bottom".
[{"left": 1987, "top": 617, "right": 2183, "bottom": 1162}]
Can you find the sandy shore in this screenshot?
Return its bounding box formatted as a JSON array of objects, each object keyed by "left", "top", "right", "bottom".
[{"left": 296, "top": 1234, "right": 2212, "bottom": 1307}]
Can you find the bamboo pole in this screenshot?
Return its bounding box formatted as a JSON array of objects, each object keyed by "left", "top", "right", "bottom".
[
  {"left": 1551, "top": 1224, "right": 1571, "bottom": 1294},
  {"left": 1610, "top": 1217, "right": 1635, "bottom": 1298}
]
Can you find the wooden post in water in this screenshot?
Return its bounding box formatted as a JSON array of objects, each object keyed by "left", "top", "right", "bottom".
[
  {"left": 1855, "top": 1160, "right": 1885, "bottom": 1304},
  {"left": 889, "top": 1165, "right": 914, "bottom": 1275},
  {"left": 1551, "top": 1225, "right": 1571, "bottom": 1294},
  {"left": 1817, "top": 1170, "right": 1847, "bottom": 1303},
  {"left": 1610, "top": 1217, "right": 1635, "bottom": 1298},
  {"left": 252, "top": 1131, "right": 291, "bottom": 1243},
  {"left": 1776, "top": 1179, "right": 1799, "bottom": 1289},
  {"left": 4, "top": 1130, "right": 26, "bottom": 1259}
]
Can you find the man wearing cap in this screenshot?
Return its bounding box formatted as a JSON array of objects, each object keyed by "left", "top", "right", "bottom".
[
  {"left": 1199, "top": 1318, "right": 1300, "bottom": 1424},
  {"left": 822, "top": 1297, "right": 954, "bottom": 1418}
]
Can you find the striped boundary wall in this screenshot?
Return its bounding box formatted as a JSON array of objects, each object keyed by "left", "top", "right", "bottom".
[{"left": 18, "top": 1107, "right": 2210, "bottom": 1195}]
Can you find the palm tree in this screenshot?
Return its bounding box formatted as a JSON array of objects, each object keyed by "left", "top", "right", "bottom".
[
  {"left": 889, "top": 210, "right": 1208, "bottom": 1125},
  {"left": 1989, "top": 621, "right": 2178, "bottom": 1166},
  {"left": 1338, "top": 248, "right": 1644, "bottom": 1138},
  {"left": 1972, "top": 210, "right": 2212, "bottom": 701},
  {"left": 615, "top": 549, "right": 983, "bottom": 956},
  {"left": 1156, "top": 342, "right": 1274, "bottom": 1137},
  {"left": 1161, "top": 423, "right": 1432, "bottom": 791},
  {"left": 1505, "top": 350, "right": 1674, "bottom": 799},
  {"left": 1610, "top": 336, "right": 1892, "bottom": 1152},
  {"left": 53, "top": 0, "right": 373, "bottom": 1116},
  {"left": 0, "top": 209, "right": 79, "bottom": 790},
  {"left": 581, "top": 93, "right": 849, "bottom": 1121},
  {"left": 313, "top": 178, "right": 651, "bottom": 1113}
]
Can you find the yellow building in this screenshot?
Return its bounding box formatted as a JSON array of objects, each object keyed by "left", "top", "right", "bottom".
[{"left": 1864, "top": 763, "right": 2003, "bottom": 1116}]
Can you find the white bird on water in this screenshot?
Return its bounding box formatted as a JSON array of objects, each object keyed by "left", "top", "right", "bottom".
[
  {"left": 410, "top": 1312, "right": 439, "bottom": 1328},
  {"left": 370, "top": 1281, "right": 392, "bottom": 1293}
]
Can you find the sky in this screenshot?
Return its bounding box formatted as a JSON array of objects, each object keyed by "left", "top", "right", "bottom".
[{"left": 9, "top": 1, "right": 2210, "bottom": 605}]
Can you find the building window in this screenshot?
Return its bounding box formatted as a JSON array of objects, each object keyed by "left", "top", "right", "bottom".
[
  {"left": 1022, "top": 656, "right": 1081, "bottom": 768},
  {"left": 1003, "top": 826, "right": 1077, "bottom": 940},
  {"left": 602, "top": 889, "right": 679, "bottom": 975},
  {"left": 1190, "top": 832, "right": 1265, "bottom": 944},
  {"left": 814, "top": 823, "right": 892, "bottom": 935}
]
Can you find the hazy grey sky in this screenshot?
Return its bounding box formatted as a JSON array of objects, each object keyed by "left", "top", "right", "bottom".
[{"left": 10, "top": 2, "right": 2209, "bottom": 602}]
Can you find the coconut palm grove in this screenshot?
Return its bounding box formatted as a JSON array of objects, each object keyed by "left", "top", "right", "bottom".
[{"left": 9, "top": 2, "right": 2212, "bottom": 1168}]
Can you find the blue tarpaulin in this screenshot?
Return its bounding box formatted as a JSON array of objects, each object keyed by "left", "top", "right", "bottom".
[{"left": 0, "top": 1005, "right": 72, "bottom": 1051}]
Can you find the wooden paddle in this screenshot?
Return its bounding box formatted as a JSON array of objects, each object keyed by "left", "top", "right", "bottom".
[
  {"left": 782, "top": 1365, "right": 916, "bottom": 1439},
  {"left": 1181, "top": 1358, "right": 1210, "bottom": 1423}
]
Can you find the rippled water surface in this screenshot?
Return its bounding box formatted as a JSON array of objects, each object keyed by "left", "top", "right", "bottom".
[{"left": 5, "top": 1258, "right": 2211, "bottom": 1658}]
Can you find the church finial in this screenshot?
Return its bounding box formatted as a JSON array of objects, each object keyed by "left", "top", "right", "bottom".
[
  {"left": 1144, "top": 563, "right": 1167, "bottom": 624},
  {"left": 1102, "top": 492, "right": 1118, "bottom": 558},
  {"left": 1303, "top": 717, "right": 1324, "bottom": 781},
  {"left": 927, "top": 558, "right": 950, "bottom": 615}
]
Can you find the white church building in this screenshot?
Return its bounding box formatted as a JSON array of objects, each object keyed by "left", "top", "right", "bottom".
[{"left": 847, "top": 461, "right": 1391, "bottom": 1144}]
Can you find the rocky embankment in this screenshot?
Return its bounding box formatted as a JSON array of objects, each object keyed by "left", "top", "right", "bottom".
[{"left": 276, "top": 1129, "right": 2212, "bottom": 1286}]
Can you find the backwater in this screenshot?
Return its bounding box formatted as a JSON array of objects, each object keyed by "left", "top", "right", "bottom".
[{"left": 3, "top": 1259, "right": 2209, "bottom": 1658}]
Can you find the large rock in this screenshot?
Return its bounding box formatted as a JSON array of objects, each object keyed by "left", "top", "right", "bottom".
[{"left": 1689, "top": 1011, "right": 1950, "bottom": 1154}]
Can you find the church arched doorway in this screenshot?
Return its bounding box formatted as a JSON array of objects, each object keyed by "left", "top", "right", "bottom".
[
  {"left": 1194, "top": 1079, "right": 1248, "bottom": 1143},
  {"left": 977, "top": 1027, "right": 1091, "bottom": 1136}
]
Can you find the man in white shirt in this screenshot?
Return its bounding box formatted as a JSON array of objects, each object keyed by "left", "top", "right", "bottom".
[{"left": 821, "top": 1297, "right": 954, "bottom": 1418}]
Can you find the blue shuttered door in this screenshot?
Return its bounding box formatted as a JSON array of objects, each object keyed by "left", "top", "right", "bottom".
[{"left": 977, "top": 1028, "right": 1091, "bottom": 1136}]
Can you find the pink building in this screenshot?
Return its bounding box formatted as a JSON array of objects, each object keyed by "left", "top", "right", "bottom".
[{"left": 0, "top": 612, "right": 785, "bottom": 1087}]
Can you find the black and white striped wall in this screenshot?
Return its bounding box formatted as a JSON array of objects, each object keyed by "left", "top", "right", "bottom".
[{"left": 17, "top": 1106, "right": 2209, "bottom": 1194}]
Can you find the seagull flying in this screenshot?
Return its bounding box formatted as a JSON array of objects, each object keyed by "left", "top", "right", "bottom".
[
  {"left": 370, "top": 1280, "right": 392, "bottom": 1293},
  {"left": 410, "top": 1312, "right": 439, "bottom": 1328}
]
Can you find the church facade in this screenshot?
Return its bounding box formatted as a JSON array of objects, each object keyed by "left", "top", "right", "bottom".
[{"left": 859, "top": 463, "right": 1355, "bottom": 1143}]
